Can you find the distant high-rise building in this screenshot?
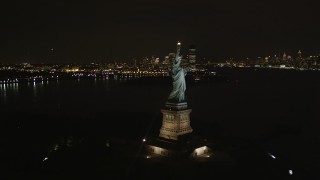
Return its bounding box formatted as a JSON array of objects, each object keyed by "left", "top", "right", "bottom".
[
  {"left": 188, "top": 45, "right": 196, "bottom": 64},
  {"left": 298, "top": 50, "right": 302, "bottom": 59},
  {"left": 283, "top": 52, "right": 287, "bottom": 61},
  {"left": 142, "top": 57, "right": 149, "bottom": 65},
  {"left": 168, "top": 53, "right": 176, "bottom": 64},
  {"left": 163, "top": 56, "right": 170, "bottom": 65},
  {"left": 154, "top": 58, "right": 160, "bottom": 64},
  {"left": 150, "top": 56, "right": 158, "bottom": 64}
]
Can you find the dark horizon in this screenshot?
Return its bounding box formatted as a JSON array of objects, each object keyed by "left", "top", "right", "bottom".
[{"left": 1, "top": 0, "right": 319, "bottom": 63}]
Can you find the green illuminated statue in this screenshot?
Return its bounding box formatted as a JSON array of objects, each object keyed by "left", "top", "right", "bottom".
[{"left": 168, "top": 42, "right": 187, "bottom": 103}]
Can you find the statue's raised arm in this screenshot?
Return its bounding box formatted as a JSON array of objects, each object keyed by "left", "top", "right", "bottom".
[{"left": 168, "top": 42, "right": 187, "bottom": 103}]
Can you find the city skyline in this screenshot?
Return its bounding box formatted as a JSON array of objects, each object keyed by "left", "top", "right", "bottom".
[
  {"left": 1, "top": 0, "right": 319, "bottom": 63},
  {"left": 0, "top": 47, "right": 318, "bottom": 65}
]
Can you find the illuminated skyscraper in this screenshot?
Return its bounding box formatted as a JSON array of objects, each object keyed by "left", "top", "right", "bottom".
[
  {"left": 283, "top": 52, "right": 287, "bottom": 61},
  {"left": 163, "top": 56, "right": 170, "bottom": 65},
  {"left": 168, "top": 53, "right": 176, "bottom": 64},
  {"left": 188, "top": 45, "right": 196, "bottom": 64},
  {"left": 298, "top": 50, "right": 302, "bottom": 59}
]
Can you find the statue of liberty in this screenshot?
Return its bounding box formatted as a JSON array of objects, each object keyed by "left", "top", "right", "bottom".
[{"left": 168, "top": 42, "right": 187, "bottom": 103}]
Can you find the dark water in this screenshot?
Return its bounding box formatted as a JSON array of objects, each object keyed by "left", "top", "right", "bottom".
[{"left": 1, "top": 68, "right": 319, "bottom": 179}]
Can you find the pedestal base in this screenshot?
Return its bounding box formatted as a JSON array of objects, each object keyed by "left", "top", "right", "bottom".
[
  {"left": 145, "top": 136, "right": 210, "bottom": 158},
  {"left": 147, "top": 101, "right": 210, "bottom": 158}
]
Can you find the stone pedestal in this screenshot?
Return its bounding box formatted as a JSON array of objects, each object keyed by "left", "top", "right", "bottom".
[
  {"left": 145, "top": 102, "right": 210, "bottom": 158},
  {"left": 159, "top": 103, "right": 193, "bottom": 140}
]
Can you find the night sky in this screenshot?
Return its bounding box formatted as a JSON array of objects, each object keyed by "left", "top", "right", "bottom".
[{"left": 1, "top": 0, "right": 319, "bottom": 63}]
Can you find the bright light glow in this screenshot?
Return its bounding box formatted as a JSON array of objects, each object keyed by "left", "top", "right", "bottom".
[
  {"left": 177, "top": 42, "right": 181, "bottom": 45},
  {"left": 194, "top": 146, "right": 208, "bottom": 156},
  {"left": 288, "top": 170, "right": 293, "bottom": 175},
  {"left": 268, "top": 152, "right": 276, "bottom": 159},
  {"left": 146, "top": 156, "right": 151, "bottom": 159},
  {"left": 53, "top": 144, "right": 59, "bottom": 151},
  {"left": 206, "top": 155, "right": 210, "bottom": 158},
  {"left": 43, "top": 157, "right": 48, "bottom": 162},
  {"left": 142, "top": 138, "right": 146, "bottom": 142}
]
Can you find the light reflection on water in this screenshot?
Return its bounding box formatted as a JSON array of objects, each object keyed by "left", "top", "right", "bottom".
[
  {"left": 0, "top": 78, "right": 121, "bottom": 110},
  {"left": 0, "top": 83, "right": 19, "bottom": 103},
  {"left": 0, "top": 84, "right": 7, "bottom": 103},
  {"left": 0, "top": 76, "right": 156, "bottom": 114}
]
